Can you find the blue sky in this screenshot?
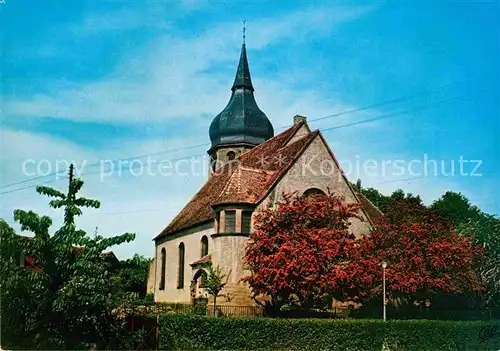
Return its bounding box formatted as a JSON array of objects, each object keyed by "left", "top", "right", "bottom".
[{"left": 1, "top": 0, "right": 499, "bottom": 258}]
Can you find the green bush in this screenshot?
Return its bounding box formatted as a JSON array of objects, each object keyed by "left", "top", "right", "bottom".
[{"left": 158, "top": 315, "right": 500, "bottom": 350}]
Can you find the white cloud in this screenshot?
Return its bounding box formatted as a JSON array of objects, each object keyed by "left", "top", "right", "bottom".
[
  {"left": 71, "top": 5, "right": 172, "bottom": 36},
  {"left": 4, "top": 4, "right": 375, "bottom": 124},
  {"left": 0, "top": 128, "right": 211, "bottom": 258}
]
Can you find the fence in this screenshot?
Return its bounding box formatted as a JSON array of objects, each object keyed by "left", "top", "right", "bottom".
[
  {"left": 124, "top": 303, "right": 264, "bottom": 317},
  {"left": 207, "top": 304, "right": 264, "bottom": 317},
  {"left": 123, "top": 303, "right": 346, "bottom": 319},
  {"left": 123, "top": 303, "right": 500, "bottom": 321}
]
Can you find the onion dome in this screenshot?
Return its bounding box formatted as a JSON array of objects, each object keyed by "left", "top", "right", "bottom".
[{"left": 209, "top": 44, "right": 274, "bottom": 149}]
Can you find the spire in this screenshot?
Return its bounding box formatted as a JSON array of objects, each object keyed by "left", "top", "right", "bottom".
[
  {"left": 243, "top": 20, "right": 246, "bottom": 45},
  {"left": 209, "top": 27, "right": 274, "bottom": 152},
  {"left": 232, "top": 22, "right": 253, "bottom": 92}
]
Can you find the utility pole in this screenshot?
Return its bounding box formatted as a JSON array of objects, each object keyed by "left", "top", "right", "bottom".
[{"left": 68, "top": 164, "right": 74, "bottom": 184}]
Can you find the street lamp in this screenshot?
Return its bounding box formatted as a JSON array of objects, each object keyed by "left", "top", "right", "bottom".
[{"left": 382, "top": 261, "right": 387, "bottom": 321}]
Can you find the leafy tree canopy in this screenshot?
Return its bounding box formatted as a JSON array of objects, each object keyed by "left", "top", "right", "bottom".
[
  {"left": 1, "top": 165, "right": 136, "bottom": 350},
  {"left": 350, "top": 219, "right": 485, "bottom": 305},
  {"left": 119, "top": 254, "right": 151, "bottom": 294},
  {"left": 431, "top": 191, "right": 482, "bottom": 226},
  {"left": 244, "top": 193, "right": 361, "bottom": 311}
]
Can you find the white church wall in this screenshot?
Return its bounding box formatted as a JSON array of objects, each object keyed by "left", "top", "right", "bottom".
[{"left": 153, "top": 222, "right": 214, "bottom": 303}]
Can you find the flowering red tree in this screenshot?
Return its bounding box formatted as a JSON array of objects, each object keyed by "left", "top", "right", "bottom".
[
  {"left": 349, "top": 201, "right": 485, "bottom": 307},
  {"left": 243, "top": 193, "right": 362, "bottom": 311}
]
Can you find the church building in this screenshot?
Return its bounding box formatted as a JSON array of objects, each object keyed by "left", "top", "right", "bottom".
[{"left": 149, "top": 41, "right": 383, "bottom": 306}]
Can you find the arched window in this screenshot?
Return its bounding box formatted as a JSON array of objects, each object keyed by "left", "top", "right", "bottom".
[
  {"left": 200, "top": 236, "right": 209, "bottom": 257},
  {"left": 194, "top": 269, "right": 208, "bottom": 289},
  {"left": 159, "top": 248, "right": 166, "bottom": 290},
  {"left": 227, "top": 151, "right": 236, "bottom": 161},
  {"left": 177, "top": 243, "right": 185, "bottom": 289},
  {"left": 303, "top": 188, "right": 326, "bottom": 199}
]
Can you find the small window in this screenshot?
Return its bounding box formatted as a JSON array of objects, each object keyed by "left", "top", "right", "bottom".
[
  {"left": 201, "top": 236, "right": 209, "bottom": 257},
  {"left": 242, "top": 211, "right": 252, "bottom": 233},
  {"left": 227, "top": 151, "right": 236, "bottom": 161},
  {"left": 177, "top": 243, "right": 185, "bottom": 289},
  {"left": 159, "top": 248, "right": 166, "bottom": 290},
  {"left": 225, "top": 210, "right": 236, "bottom": 232},
  {"left": 210, "top": 154, "right": 218, "bottom": 172}
]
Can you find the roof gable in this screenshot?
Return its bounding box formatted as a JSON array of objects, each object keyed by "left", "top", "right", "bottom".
[
  {"left": 155, "top": 121, "right": 383, "bottom": 240},
  {"left": 155, "top": 121, "right": 311, "bottom": 239}
]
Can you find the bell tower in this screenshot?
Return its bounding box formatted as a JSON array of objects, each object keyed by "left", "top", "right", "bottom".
[{"left": 208, "top": 35, "right": 274, "bottom": 175}]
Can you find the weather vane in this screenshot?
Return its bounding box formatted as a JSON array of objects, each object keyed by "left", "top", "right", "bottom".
[{"left": 243, "top": 20, "right": 246, "bottom": 44}]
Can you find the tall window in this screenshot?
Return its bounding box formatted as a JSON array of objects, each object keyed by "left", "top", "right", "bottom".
[
  {"left": 200, "top": 236, "right": 209, "bottom": 257},
  {"left": 177, "top": 243, "right": 185, "bottom": 289},
  {"left": 159, "top": 248, "right": 166, "bottom": 290},
  {"left": 225, "top": 210, "right": 236, "bottom": 232},
  {"left": 242, "top": 211, "right": 252, "bottom": 233},
  {"left": 227, "top": 151, "right": 236, "bottom": 161}
]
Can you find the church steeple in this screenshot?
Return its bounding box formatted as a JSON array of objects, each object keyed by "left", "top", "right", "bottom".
[
  {"left": 231, "top": 44, "right": 254, "bottom": 92},
  {"left": 208, "top": 29, "right": 274, "bottom": 174}
]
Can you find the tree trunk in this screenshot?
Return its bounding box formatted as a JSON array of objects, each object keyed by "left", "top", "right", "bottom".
[{"left": 213, "top": 296, "right": 217, "bottom": 317}]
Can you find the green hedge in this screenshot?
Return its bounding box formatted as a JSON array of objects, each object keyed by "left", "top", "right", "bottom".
[{"left": 159, "top": 315, "right": 500, "bottom": 350}]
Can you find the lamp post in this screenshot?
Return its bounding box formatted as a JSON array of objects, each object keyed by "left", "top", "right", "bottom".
[{"left": 382, "top": 261, "right": 387, "bottom": 321}]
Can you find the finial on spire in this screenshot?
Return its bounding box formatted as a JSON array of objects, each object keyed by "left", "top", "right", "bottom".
[{"left": 243, "top": 20, "right": 246, "bottom": 44}]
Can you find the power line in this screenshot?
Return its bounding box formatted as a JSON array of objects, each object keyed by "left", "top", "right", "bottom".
[
  {"left": 0, "top": 177, "right": 68, "bottom": 196},
  {"left": 1, "top": 80, "right": 468, "bottom": 191},
  {"left": 80, "top": 153, "right": 206, "bottom": 177},
  {"left": 0, "top": 171, "right": 67, "bottom": 189},
  {"left": 375, "top": 175, "right": 429, "bottom": 185},
  {"left": 0, "top": 143, "right": 209, "bottom": 190},
  {"left": 279, "top": 80, "right": 466, "bottom": 128},
  {"left": 321, "top": 90, "right": 485, "bottom": 133},
  {"left": 0, "top": 90, "right": 484, "bottom": 196},
  {"left": 0, "top": 83, "right": 485, "bottom": 193},
  {"left": 0, "top": 154, "right": 206, "bottom": 196},
  {"left": 1, "top": 92, "right": 489, "bottom": 217}
]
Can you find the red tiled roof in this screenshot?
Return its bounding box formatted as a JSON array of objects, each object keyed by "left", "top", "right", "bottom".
[
  {"left": 155, "top": 122, "right": 314, "bottom": 239},
  {"left": 24, "top": 256, "right": 42, "bottom": 271},
  {"left": 355, "top": 192, "right": 385, "bottom": 227},
  {"left": 155, "top": 121, "right": 383, "bottom": 240}
]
